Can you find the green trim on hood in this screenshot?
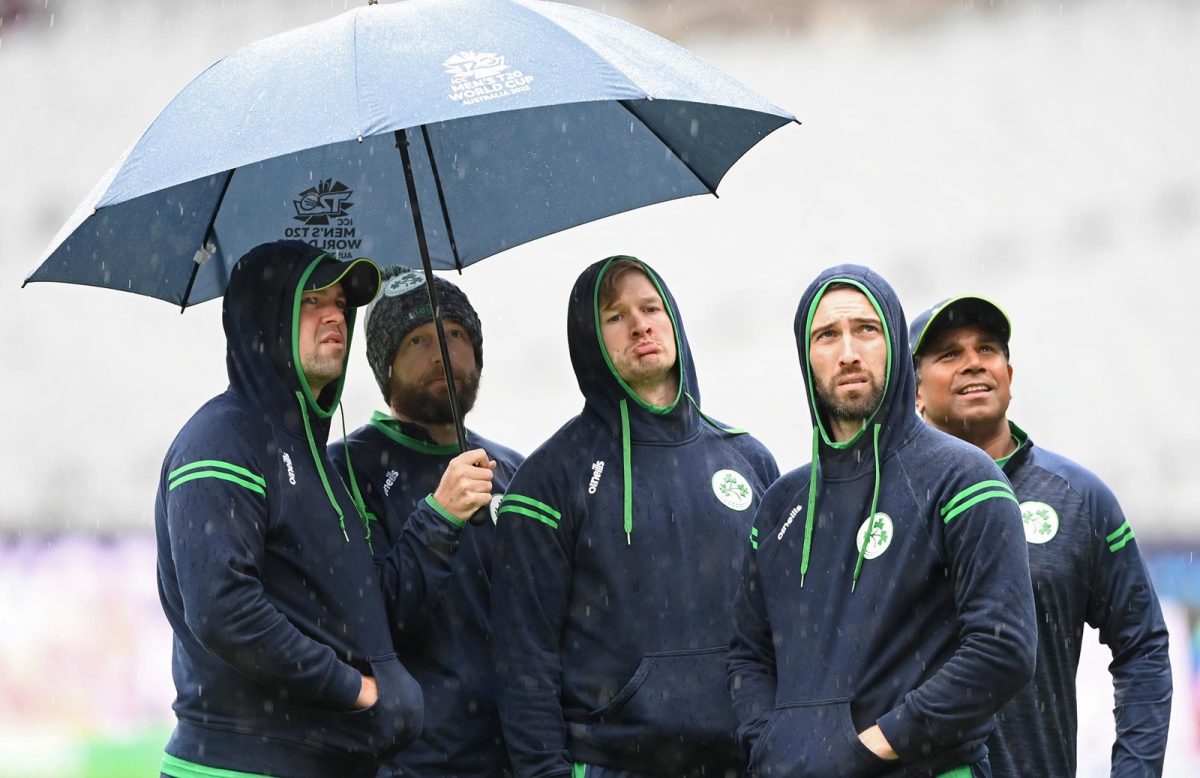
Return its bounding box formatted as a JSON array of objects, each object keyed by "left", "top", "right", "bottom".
[
  {"left": 801, "top": 278, "right": 893, "bottom": 449},
  {"left": 592, "top": 256, "right": 683, "bottom": 415},
  {"left": 369, "top": 410, "right": 462, "bottom": 455},
  {"left": 292, "top": 254, "right": 351, "bottom": 419}
]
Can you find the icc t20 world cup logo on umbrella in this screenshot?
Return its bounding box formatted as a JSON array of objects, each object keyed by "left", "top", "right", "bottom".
[
  {"left": 443, "top": 51, "right": 534, "bottom": 106},
  {"left": 293, "top": 179, "right": 354, "bottom": 225}
]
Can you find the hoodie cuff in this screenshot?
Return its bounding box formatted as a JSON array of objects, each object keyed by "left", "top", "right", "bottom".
[
  {"left": 324, "top": 659, "right": 367, "bottom": 712},
  {"left": 876, "top": 702, "right": 923, "bottom": 763},
  {"left": 424, "top": 493, "right": 466, "bottom": 528}
]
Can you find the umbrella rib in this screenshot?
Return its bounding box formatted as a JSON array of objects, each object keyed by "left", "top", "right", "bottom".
[
  {"left": 618, "top": 100, "right": 719, "bottom": 198},
  {"left": 420, "top": 125, "right": 463, "bottom": 273},
  {"left": 179, "top": 169, "right": 235, "bottom": 312}
]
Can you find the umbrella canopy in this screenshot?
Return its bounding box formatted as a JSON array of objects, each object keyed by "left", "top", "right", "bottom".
[{"left": 25, "top": 0, "right": 794, "bottom": 307}]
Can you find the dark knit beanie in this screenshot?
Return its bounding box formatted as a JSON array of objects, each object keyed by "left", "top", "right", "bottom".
[{"left": 365, "top": 266, "right": 483, "bottom": 401}]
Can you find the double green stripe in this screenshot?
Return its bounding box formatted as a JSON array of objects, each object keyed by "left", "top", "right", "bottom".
[
  {"left": 499, "top": 493, "right": 561, "bottom": 530},
  {"left": 941, "top": 479, "right": 1017, "bottom": 524},
  {"left": 750, "top": 526, "right": 759, "bottom": 550},
  {"left": 168, "top": 460, "right": 266, "bottom": 497},
  {"left": 1107, "top": 520, "right": 1135, "bottom": 553}
]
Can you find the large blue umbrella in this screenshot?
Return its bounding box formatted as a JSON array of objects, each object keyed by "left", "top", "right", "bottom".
[{"left": 24, "top": 0, "right": 795, "bottom": 446}]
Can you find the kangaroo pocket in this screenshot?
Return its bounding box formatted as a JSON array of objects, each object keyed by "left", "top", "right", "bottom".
[
  {"left": 750, "top": 699, "right": 892, "bottom": 778},
  {"left": 575, "top": 646, "right": 740, "bottom": 771},
  {"left": 321, "top": 654, "right": 424, "bottom": 757}
]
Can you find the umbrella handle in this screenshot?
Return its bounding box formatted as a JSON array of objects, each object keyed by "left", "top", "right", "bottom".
[{"left": 395, "top": 128, "right": 469, "bottom": 453}]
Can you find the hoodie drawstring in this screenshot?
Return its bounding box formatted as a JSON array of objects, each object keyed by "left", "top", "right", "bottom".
[
  {"left": 850, "top": 423, "right": 883, "bottom": 593},
  {"left": 339, "top": 405, "right": 374, "bottom": 554},
  {"left": 800, "top": 428, "right": 819, "bottom": 587},
  {"left": 296, "top": 391, "right": 350, "bottom": 543},
  {"left": 620, "top": 398, "right": 633, "bottom": 544}
]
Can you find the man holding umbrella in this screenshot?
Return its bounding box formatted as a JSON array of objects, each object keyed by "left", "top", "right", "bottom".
[
  {"left": 155, "top": 241, "right": 469, "bottom": 778},
  {"left": 330, "top": 267, "right": 522, "bottom": 777},
  {"left": 491, "top": 256, "right": 779, "bottom": 777},
  {"left": 910, "top": 294, "right": 1172, "bottom": 776}
]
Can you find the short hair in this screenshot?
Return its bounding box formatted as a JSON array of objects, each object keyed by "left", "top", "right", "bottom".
[{"left": 597, "top": 258, "right": 651, "bottom": 310}]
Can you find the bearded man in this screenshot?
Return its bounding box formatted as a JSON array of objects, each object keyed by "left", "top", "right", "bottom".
[{"left": 331, "top": 267, "right": 522, "bottom": 777}]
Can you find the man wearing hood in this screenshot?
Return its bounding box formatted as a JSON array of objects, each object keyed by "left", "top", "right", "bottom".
[
  {"left": 910, "top": 295, "right": 1171, "bottom": 777},
  {"left": 728, "top": 265, "right": 1036, "bottom": 777},
  {"left": 156, "top": 241, "right": 469, "bottom": 778},
  {"left": 491, "top": 256, "right": 779, "bottom": 777},
  {"left": 330, "top": 267, "right": 523, "bottom": 776}
]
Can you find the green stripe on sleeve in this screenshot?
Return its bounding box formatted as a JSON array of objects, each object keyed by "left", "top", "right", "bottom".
[
  {"left": 503, "top": 493, "right": 562, "bottom": 519},
  {"left": 750, "top": 526, "right": 759, "bottom": 549},
  {"left": 168, "top": 470, "right": 266, "bottom": 496},
  {"left": 942, "top": 490, "right": 1019, "bottom": 524},
  {"left": 941, "top": 480, "right": 1013, "bottom": 517},
  {"left": 1108, "top": 521, "right": 1135, "bottom": 552},
  {"left": 497, "top": 504, "right": 559, "bottom": 530},
  {"left": 424, "top": 494, "right": 465, "bottom": 528},
  {"left": 161, "top": 753, "right": 275, "bottom": 778},
  {"left": 168, "top": 459, "right": 265, "bottom": 486}
]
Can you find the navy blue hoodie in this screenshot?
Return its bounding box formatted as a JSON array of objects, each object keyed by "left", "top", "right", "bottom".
[
  {"left": 727, "top": 265, "right": 1036, "bottom": 777},
  {"left": 156, "top": 241, "right": 463, "bottom": 778},
  {"left": 330, "top": 414, "right": 524, "bottom": 777},
  {"left": 491, "top": 256, "right": 779, "bottom": 777},
  {"left": 987, "top": 424, "right": 1171, "bottom": 778}
]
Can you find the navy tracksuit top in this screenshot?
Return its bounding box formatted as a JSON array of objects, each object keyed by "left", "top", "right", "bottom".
[
  {"left": 491, "top": 257, "right": 779, "bottom": 778},
  {"left": 728, "top": 265, "right": 1038, "bottom": 777},
  {"left": 156, "top": 242, "right": 461, "bottom": 778},
  {"left": 986, "top": 424, "right": 1171, "bottom": 778},
  {"left": 330, "top": 414, "right": 524, "bottom": 777}
]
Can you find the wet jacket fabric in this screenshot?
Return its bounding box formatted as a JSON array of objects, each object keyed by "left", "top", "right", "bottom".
[
  {"left": 329, "top": 413, "right": 524, "bottom": 777},
  {"left": 156, "top": 242, "right": 462, "bottom": 778},
  {"left": 728, "top": 265, "right": 1037, "bottom": 778},
  {"left": 987, "top": 424, "right": 1171, "bottom": 778},
  {"left": 491, "top": 256, "right": 780, "bottom": 778}
]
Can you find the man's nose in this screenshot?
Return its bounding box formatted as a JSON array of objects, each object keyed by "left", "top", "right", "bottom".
[{"left": 838, "top": 333, "right": 861, "bottom": 364}]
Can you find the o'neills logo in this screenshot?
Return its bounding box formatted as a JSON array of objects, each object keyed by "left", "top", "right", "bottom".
[
  {"left": 778, "top": 503, "right": 803, "bottom": 541},
  {"left": 382, "top": 469, "right": 399, "bottom": 497},
  {"left": 281, "top": 453, "right": 297, "bottom": 485},
  {"left": 443, "top": 51, "right": 533, "bottom": 106},
  {"left": 588, "top": 460, "right": 606, "bottom": 494}
]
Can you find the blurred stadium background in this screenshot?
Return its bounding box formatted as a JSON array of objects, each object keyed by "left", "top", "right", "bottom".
[{"left": 3, "top": 0, "right": 1198, "bottom": 775}]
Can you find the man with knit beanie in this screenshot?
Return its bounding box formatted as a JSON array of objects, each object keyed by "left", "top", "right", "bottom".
[{"left": 330, "top": 267, "right": 523, "bottom": 777}]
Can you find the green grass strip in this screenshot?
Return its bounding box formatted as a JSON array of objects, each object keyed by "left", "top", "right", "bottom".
[
  {"left": 169, "top": 459, "right": 265, "bottom": 486},
  {"left": 498, "top": 504, "right": 559, "bottom": 529},
  {"left": 942, "top": 490, "right": 1018, "bottom": 524},
  {"left": 168, "top": 470, "right": 265, "bottom": 496},
  {"left": 941, "top": 480, "right": 1013, "bottom": 517},
  {"left": 503, "top": 493, "right": 562, "bottom": 520}
]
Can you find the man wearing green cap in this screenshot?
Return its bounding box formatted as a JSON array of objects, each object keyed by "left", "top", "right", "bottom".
[
  {"left": 910, "top": 294, "right": 1172, "bottom": 777},
  {"left": 156, "top": 241, "right": 466, "bottom": 778}
]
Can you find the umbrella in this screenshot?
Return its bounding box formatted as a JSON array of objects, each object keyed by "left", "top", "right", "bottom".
[{"left": 24, "top": 0, "right": 795, "bottom": 448}]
